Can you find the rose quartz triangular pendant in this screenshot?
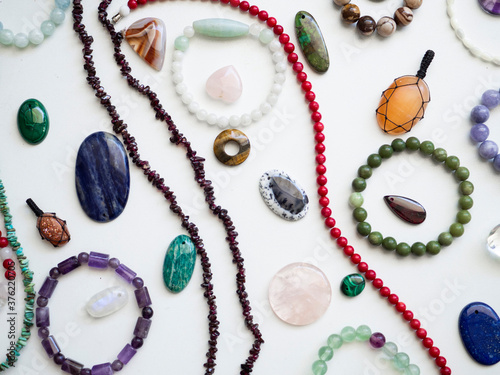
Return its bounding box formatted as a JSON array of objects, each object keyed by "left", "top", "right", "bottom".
[
  {"left": 125, "top": 18, "right": 166, "bottom": 71},
  {"left": 205, "top": 65, "right": 242, "bottom": 103}
]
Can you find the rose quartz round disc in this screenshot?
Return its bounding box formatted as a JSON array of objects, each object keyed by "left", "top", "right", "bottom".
[{"left": 268, "top": 262, "right": 331, "bottom": 326}]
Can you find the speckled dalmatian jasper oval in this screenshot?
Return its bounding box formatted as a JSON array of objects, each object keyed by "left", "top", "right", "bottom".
[{"left": 259, "top": 170, "right": 309, "bottom": 221}]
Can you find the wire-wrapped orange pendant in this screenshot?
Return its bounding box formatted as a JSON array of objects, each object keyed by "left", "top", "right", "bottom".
[
  {"left": 26, "top": 199, "right": 70, "bottom": 247},
  {"left": 376, "top": 50, "right": 434, "bottom": 135}
]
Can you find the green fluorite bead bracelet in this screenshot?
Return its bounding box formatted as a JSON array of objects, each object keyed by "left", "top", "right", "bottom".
[
  {"left": 349, "top": 137, "right": 474, "bottom": 257},
  {"left": 312, "top": 325, "right": 420, "bottom": 375}
]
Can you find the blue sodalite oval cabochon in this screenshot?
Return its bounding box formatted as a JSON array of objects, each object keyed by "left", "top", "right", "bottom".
[
  {"left": 459, "top": 301, "right": 500, "bottom": 365},
  {"left": 75, "top": 131, "right": 130, "bottom": 222}
]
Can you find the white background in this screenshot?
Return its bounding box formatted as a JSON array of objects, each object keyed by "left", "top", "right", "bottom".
[{"left": 1, "top": 0, "right": 500, "bottom": 374}]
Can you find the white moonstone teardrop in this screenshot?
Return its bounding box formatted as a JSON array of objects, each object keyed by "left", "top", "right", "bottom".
[
  {"left": 206, "top": 65, "right": 242, "bottom": 103},
  {"left": 86, "top": 286, "right": 128, "bottom": 318}
]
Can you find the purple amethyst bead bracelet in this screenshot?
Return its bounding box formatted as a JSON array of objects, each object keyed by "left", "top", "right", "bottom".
[
  {"left": 36, "top": 252, "right": 152, "bottom": 374},
  {"left": 470, "top": 89, "right": 500, "bottom": 170}
]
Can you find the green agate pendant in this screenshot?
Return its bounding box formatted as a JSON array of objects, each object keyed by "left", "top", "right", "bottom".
[
  {"left": 162, "top": 235, "right": 196, "bottom": 293},
  {"left": 341, "top": 274, "right": 365, "bottom": 297},
  {"left": 17, "top": 98, "right": 49, "bottom": 144},
  {"left": 295, "top": 11, "right": 330, "bottom": 73}
]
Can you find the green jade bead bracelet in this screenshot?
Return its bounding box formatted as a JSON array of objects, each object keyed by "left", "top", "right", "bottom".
[
  {"left": 349, "top": 137, "right": 474, "bottom": 257},
  {"left": 312, "top": 325, "right": 420, "bottom": 375}
]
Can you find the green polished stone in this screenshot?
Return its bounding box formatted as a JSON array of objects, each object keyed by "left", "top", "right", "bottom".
[
  {"left": 193, "top": 18, "right": 249, "bottom": 38},
  {"left": 312, "top": 360, "right": 327, "bottom": 375},
  {"left": 17, "top": 98, "right": 49, "bottom": 144},
  {"left": 341, "top": 273, "right": 365, "bottom": 297},
  {"left": 327, "top": 334, "right": 343, "bottom": 349},
  {"left": 163, "top": 234, "right": 196, "bottom": 293},
  {"left": 356, "top": 325, "right": 372, "bottom": 341},
  {"left": 318, "top": 346, "right": 333, "bottom": 361},
  {"left": 295, "top": 11, "right": 329, "bottom": 73}
]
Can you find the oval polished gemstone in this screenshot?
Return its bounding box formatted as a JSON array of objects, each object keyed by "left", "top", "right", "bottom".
[
  {"left": 125, "top": 18, "right": 166, "bottom": 71},
  {"left": 459, "top": 302, "right": 500, "bottom": 365},
  {"left": 295, "top": 11, "right": 329, "bottom": 73},
  {"left": 75, "top": 132, "right": 130, "bottom": 223},
  {"left": 478, "top": 0, "right": 500, "bottom": 15},
  {"left": 259, "top": 170, "right": 309, "bottom": 221},
  {"left": 376, "top": 75, "right": 430, "bottom": 135},
  {"left": 341, "top": 274, "right": 365, "bottom": 297},
  {"left": 384, "top": 195, "right": 426, "bottom": 224},
  {"left": 86, "top": 286, "right": 128, "bottom": 318},
  {"left": 193, "top": 18, "right": 249, "bottom": 38},
  {"left": 17, "top": 98, "right": 49, "bottom": 144},
  {"left": 37, "top": 213, "right": 70, "bottom": 247},
  {"left": 163, "top": 235, "right": 196, "bottom": 293}
]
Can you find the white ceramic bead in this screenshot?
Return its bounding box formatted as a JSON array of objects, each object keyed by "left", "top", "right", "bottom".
[
  {"left": 249, "top": 23, "right": 261, "bottom": 37},
  {"left": 173, "top": 50, "right": 184, "bottom": 61},
  {"left": 196, "top": 109, "right": 208, "bottom": 121},
  {"left": 269, "top": 40, "right": 281, "bottom": 52},
  {"left": 171, "top": 62, "right": 183, "bottom": 73},
  {"left": 267, "top": 93, "right": 279, "bottom": 106},
  {"left": 275, "top": 62, "right": 287, "bottom": 73},
  {"left": 271, "top": 83, "right": 282, "bottom": 95},
  {"left": 187, "top": 101, "right": 200, "bottom": 113},
  {"left": 183, "top": 26, "right": 195, "bottom": 38},
  {"left": 175, "top": 83, "right": 188, "bottom": 95},
  {"left": 217, "top": 116, "right": 229, "bottom": 128},
  {"left": 240, "top": 114, "right": 252, "bottom": 126},
  {"left": 260, "top": 102, "right": 272, "bottom": 114},
  {"left": 0, "top": 248, "right": 13, "bottom": 261},
  {"left": 229, "top": 115, "right": 241, "bottom": 127},
  {"left": 274, "top": 73, "right": 286, "bottom": 84},
  {"left": 251, "top": 109, "right": 263, "bottom": 121},
  {"left": 119, "top": 5, "right": 130, "bottom": 17},
  {"left": 172, "top": 72, "right": 184, "bottom": 84},
  {"left": 207, "top": 113, "right": 218, "bottom": 126},
  {"left": 86, "top": 286, "right": 128, "bottom": 318},
  {"left": 181, "top": 92, "right": 193, "bottom": 104},
  {"left": 272, "top": 52, "right": 285, "bottom": 63}
]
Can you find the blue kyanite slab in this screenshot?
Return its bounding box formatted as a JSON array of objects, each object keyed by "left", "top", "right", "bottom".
[
  {"left": 459, "top": 301, "right": 500, "bottom": 365},
  {"left": 75, "top": 132, "right": 130, "bottom": 222}
]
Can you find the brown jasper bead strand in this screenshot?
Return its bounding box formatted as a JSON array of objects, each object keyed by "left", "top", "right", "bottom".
[
  {"left": 341, "top": 4, "right": 361, "bottom": 23},
  {"left": 394, "top": 7, "right": 414, "bottom": 26},
  {"left": 335, "top": 0, "right": 421, "bottom": 37},
  {"left": 357, "top": 15, "right": 376, "bottom": 36}
]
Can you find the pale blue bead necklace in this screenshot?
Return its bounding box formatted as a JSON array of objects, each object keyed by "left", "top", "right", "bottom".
[{"left": 0, "top": 0, "right": 69, "bottom": 48}]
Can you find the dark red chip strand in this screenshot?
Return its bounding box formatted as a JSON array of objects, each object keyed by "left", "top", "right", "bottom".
[{"left": 72, "top": 1, "right": 263, "bottom": 374}]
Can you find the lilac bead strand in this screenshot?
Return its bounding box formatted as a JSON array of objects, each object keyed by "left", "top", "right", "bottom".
[
  {"left": 470, "top": 89, "right": 500, "bottom": 171},
  {"left": 36, "top": 252, "right": 152, "bottom": 374}
]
